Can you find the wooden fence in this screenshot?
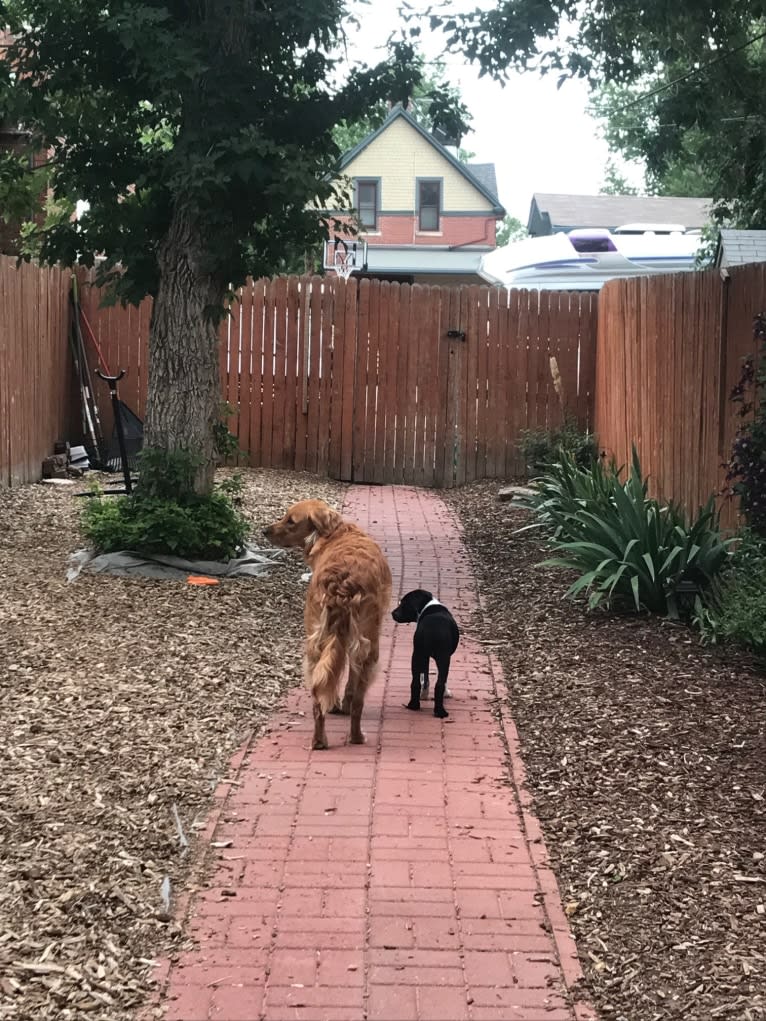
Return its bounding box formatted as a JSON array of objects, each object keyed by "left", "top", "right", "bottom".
[
  {"left": 0, "top": 257, "right": 73, "bottom": 485},
  {"left": 79, "top": 275, "right": 598, "bottom": 486},
  {"left": 595, "top": 262, "right": 766, "bottom": 529}
]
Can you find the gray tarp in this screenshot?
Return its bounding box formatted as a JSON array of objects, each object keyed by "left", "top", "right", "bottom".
[{"left": 67, "top": 543, "right": 288, "bottom": 582}]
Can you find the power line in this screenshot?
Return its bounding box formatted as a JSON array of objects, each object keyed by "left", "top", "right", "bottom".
[{"left": 618, "top": 27, "right": 766, "bottom": 112}]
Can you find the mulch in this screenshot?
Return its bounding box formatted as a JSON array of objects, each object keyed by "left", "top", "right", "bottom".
[
  {"left": 445, "top": 481, "right": 766, "bottom": 1021},
  {"left": 0, "top": 469, "right": 345, "bottom": 1021}
]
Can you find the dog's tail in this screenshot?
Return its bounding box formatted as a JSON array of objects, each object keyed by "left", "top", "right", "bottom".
[{"left": 306, "top": 568, "right": 372, "bottom": 713}]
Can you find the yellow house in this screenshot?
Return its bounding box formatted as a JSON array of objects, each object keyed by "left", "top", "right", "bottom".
[{"left": 322, "top": 106, "right": 505, "bottom": 285}]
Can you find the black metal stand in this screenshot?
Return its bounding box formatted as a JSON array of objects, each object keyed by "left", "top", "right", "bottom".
[{"left": 96, "top": 369, "right": 133, "bottom": 495}]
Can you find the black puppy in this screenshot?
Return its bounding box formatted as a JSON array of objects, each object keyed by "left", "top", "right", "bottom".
[{"left": 391, "top": 589, "right": 460, "bottom": 719}]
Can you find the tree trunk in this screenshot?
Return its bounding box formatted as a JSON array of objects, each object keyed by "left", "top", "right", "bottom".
[{"left": 144, "top": 202, "right": 225, "bottom": 496}]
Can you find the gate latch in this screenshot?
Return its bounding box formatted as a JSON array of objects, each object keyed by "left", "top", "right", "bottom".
[{"left": 446, "top": 329, "right": 466, "bottom": 342}]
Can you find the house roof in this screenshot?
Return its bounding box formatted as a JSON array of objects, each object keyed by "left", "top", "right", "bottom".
[
  {"left": 715, "top": 228, "right": 766, "bottom": 267},
  {"left": 339, "top": 106, "right": 505, "bottom": 216},
  {"left": 466, "top": 163, "right": 498, "bottom": 201},
  {"left": 529, "top": 193, "right": 712, "bottom": 233}
]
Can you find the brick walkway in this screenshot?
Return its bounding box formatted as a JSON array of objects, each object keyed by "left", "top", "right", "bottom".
[{"left": 156, "top": 486, "right": 595, "bottom": 1021}]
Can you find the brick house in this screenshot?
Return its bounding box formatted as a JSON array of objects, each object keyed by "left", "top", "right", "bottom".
[{"left": 323, "top": 106, "right": 506, "bottom": 285}]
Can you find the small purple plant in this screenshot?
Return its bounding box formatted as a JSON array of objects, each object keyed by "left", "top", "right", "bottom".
[{"left": 724, "top": 314, "right": 766, "bottom": 534}]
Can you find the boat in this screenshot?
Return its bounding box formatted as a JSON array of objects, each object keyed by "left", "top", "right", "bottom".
[{"left": 478, "top": 225, "right": 703, "bottom": 290}]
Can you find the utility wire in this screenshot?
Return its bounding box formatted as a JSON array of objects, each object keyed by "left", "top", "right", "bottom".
[{"left": 618, "top": 26, "right": 766, "bottom": 112}]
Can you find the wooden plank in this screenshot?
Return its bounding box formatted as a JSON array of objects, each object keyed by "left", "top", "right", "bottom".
[
  {"left": 512, "top": 289, "right": 531, "bottom": 476},
  {"left": 433, "top": 286, "right": 451, "bottom": 487},
  {"left": 402, "top": 284, "right": 423, "bottom": 484},
  {"left": 463, "top": 285, "right": 480, "bottom": 482},
  {"left": 294, "top": 278, "right": 309, "bottom": 472},
  {"left": 536, "top": 290, "right": 551, "bottom": 431},
  {"left": 483, "top": 286, "right": 501, "bottom": 478},
  {"left": 417, "top": 286, "right": 439, "bottom": 487},
  {"left": 383, "top": 281, "right": 402, "bottom": 483},
  {"left": 497, "top": 288, "right": 514, "bottom": 478},
  {"left": 394, "top": 283, "right": 411, "bottom": 485},
  {"left": 453, "top": 287, "right": 470, "bottom": 485},
  {"left": 318, "top": 279, "right": 335, "bottom": 476},
  {"left": 410, "top": 285, "right": 425, "bottom": 484},
  {"left": 270, "top": 276, "right": 288, "bottom": 468},
  {"left": 261, "top": 277, "right": 276, "bottom": 469},
  {"left": 237, "top": 281, "right": 253, "bottom": 465},
  {"left": 441, "top": 286, "right": 460, "bottom": 487},
  {"left": 339, "top": 277, "right": 357, "bottom": 481},
  {"left": 283, "top": 275, "right": 300, "bottom": 468},
  {"left": 306, "top": 277, "right": 323, "bottom": 474},
  {"left": 474, "top": 287, "right": 491, "bottom": 480},
  {"left": 373, "top": 281, "right": 390, "bottom": 483},
  {"left": 328, "top": 279, "right": 346, "bottom": 478},
  {"left": 581, "top": 291, "right": 599, "bottom": 435},
  {"left": 247, "top": 278, "right": 265, "bottom": 467},
  {"left": 224, "top": 297, "right": 240, "bottom": 453},
  {"left": 352, "top": 278, "right": 371, "bottom": 481},
  {"left": 364, "top": 278, "right": 381, "bottom": 482}
]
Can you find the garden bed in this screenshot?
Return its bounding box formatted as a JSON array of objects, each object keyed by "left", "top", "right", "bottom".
[
  {"left": 0, "top": 469, "right": 345, "bottom": 1021},
  {"left": 446, "top": 481, "right": 766, "bottom": 1021}
]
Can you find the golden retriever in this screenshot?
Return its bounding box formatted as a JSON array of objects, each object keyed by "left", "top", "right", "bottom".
[{"left": 264, "top": 499, "right": 392, "bottom": 750}]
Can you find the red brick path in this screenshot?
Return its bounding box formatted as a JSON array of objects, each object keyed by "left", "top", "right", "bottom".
[{"left": 156, "top": 487, "right": 596, "bottom": 1021}]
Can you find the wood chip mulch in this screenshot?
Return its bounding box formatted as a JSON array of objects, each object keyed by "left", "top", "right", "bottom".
[
  {"left": 0, "top": 469, "right": 345, "bottom": 1021},
  {"left": 445, "top": 481, "right": 766, "bottom": 1021}
]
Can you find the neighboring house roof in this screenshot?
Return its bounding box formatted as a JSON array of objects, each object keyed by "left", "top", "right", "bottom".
[
  {"left": 715, "top": 228, "right": 766, "bottom": 267},
  {"left": 339, "top": 106, "right": 505, "bottom": 216},
  {"left": 466, "top": 163, "right": 498, "bottom": 202},
  {"left": 528, "top": 193, "right": 711, "bottom": 235}
]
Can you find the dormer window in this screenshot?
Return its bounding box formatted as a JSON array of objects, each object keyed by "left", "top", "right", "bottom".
[
  {"left": 355, "top": 179, "right": 378, "bottom": 230},
  {"left": 418, "top": 179, "right": 441, "bottom": 231}
]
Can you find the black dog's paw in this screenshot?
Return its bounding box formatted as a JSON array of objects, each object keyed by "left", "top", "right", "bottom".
[
  {"left": 434, "top": 706, "right": 449, "bottom": 719},
  {"left": 405, "top": 700, "right": 421, "bottom": 711}
]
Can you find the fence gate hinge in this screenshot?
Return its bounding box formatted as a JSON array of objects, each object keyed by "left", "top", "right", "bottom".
[{"left": 446, "top": 329, "right": 466, "bottom": 342}]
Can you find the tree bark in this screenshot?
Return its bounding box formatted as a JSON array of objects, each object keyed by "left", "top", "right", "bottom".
[{"left": 144, "top": 202, "right": 225, "bottom": 496}]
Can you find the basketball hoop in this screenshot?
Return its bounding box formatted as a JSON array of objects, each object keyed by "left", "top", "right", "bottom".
[
  {"left": 324, "top": 236, "right": 367, "bottom": 280},
  {"left": 333, "top": 240, "right": 354, "bottom": 281}
]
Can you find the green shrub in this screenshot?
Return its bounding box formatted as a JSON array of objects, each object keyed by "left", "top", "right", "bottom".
[
  {"left": 528, "top": 447, "right": 732, "bottom": 617},
  {"left": 82, "top": 449, "right": 250, "bottom": 560},
  {"left": 694, "top": 531, "right": 766, "bottom": 653},
  {"left": 519, "top": 419, "right": 598, "bottom": 475},
  {"left": 515, "top": 448, "right": 620, "bottom": 537}
]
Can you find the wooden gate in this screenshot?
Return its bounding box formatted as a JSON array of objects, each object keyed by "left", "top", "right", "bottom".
[{"left": 80, "top": 273, "right": 598, "bottom": 487}]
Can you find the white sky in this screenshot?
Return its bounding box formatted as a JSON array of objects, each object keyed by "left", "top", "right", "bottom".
[{"left": 342, "top": 2, "right": 645, "bottom": 223}]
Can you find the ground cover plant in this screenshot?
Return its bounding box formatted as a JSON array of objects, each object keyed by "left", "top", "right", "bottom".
[
  {"left": 696, "top": 530, "right": 766, "bottom": 654},
  {"left": 518, "top": 418, "right": 598, "bottom": 475},
  {"left": 522, "top": 447, "right": 731, "bottom": 617},
  {"left": 81, "top": 451, "right": 250, "bottom": 560}
]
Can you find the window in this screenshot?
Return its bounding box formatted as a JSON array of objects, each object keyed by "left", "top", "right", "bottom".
[
  {"left": 356, "top": 180, "right": 378, "bottom": 230},
  {"left": 418, "top": 180, "right": 441, "bottom": 231}
]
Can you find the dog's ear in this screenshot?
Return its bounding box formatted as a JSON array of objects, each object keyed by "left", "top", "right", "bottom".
[{"left": 310, "top": 502, "right": 342, "bottom": 536}]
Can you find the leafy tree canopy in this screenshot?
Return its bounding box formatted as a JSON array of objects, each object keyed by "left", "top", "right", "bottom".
[
  {"left": 0, "top": 1, "right": 471, "bottom": 498},
  {"left": 332, "top": 59, "right": 471, "bottom": 154},
  {"left": 428, "top": 1, "right": 766, "bottom": 226},
  {"left": 0, "top": 1, "right": 470, "bottom": 307},
  {"left": 496, "top": 214, "right": 527, "bottom": 246}
]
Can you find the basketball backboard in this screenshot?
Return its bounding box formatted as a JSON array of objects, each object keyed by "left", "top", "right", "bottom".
[{"left": 322, "top": 236, "right": 368, "bottom": 279}]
